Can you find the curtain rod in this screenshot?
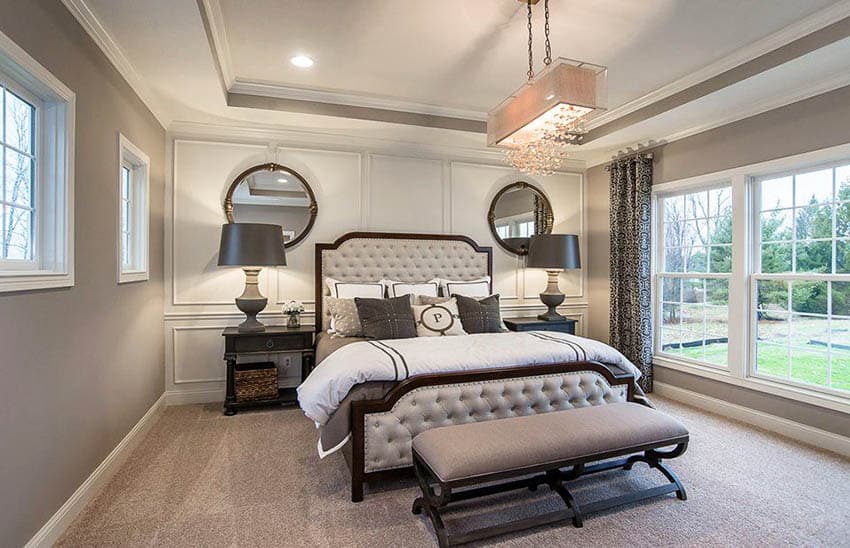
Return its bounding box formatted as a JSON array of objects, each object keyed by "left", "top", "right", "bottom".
[{"left": 604, "top": 151, "right": 654, "bottom": 170}]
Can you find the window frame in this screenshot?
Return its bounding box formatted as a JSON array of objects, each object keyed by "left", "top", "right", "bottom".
[
  {"left": 652, "top": 143, "right": 850, "bottom": 416},
  {"left": 653, "top": 182, "right": 734, "bottom": 371},
  {"left": 116, "top": 133, "right": 149, "bottom": 284},
  {"left": 0, "top": 30, "right": 75, "bottom": 293}
]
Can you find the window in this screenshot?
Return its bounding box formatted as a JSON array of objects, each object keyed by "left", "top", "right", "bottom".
[
  {"left": 117, "top": 134, "right": 149, "bottom": 283},
  {"left": 653, "top": 146, "right": 850, "bottom": 410},
  {"left": 1, "top": 83, "right": 36, "bottom": 263},
  {"left": 754, "top": 165, "right": 850, "bottom": 393},
  {"left": 0, "top": 31, "right": 74, "bottom": 293},
  {"left": 656, "top": 186, "right": 732, "bottom": 368}
]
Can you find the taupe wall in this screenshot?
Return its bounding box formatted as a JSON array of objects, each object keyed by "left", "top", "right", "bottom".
[
  {"left": 586, "top": 84, "right": 850, "bottom": 438},
  {"left": 0, "top": 1, "right": 165, "bottom": 545}
]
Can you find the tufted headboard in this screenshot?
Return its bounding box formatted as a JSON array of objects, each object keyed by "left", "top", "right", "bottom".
[{"left": 314, "top": 232, "right": 492, "bottom": 333}]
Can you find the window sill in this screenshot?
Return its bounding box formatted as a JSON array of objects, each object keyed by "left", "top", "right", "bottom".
[
  {"left": 653, "top": 355, "right": 850, "bottom": 415},
  {"left": 0, "top": 270, "right": 74, "bottom": 293},
  {"left": 118, "top": 270, "right": 149, "bottom": 284}
]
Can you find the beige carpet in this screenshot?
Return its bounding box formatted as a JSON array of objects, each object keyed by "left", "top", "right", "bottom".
[{"left": 57, "top": 397, "right": 850, "bottom": 547}]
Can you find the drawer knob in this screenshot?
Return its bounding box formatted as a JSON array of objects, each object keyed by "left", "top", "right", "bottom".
[{"left": 265, "top": 339, "right": 275, "bottom": 349}]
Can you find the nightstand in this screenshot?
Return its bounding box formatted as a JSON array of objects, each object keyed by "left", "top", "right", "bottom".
[
  {"left": 222, "top": 325, "right": 315, "bottom": 416},
  {"left": 503, "top": 317, "right": 577, "bottom": 334}
]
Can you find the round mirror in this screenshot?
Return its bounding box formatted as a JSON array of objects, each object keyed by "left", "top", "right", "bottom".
[
  {"left": 488, "top": 182, "right": 553, "bottom": 255},
  {"left": 224, "top": 163, "right": 317, "bottom": 248}
]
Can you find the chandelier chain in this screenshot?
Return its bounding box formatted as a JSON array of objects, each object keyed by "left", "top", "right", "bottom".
[
  {"left": 527, "top": 0, "right": 534, "bottom": 80},
  {"left": 544, "top": 0, "right": 552, "bottom": 65}
]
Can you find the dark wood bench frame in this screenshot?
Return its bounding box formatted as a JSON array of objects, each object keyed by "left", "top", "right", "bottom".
[{"left": 412, "top": 427, "right": 689, "bottom": 547}]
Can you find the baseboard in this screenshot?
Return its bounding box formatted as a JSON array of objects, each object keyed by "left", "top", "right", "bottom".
[
  {"left": 654, "top": 382, "right": 850, "bottom": 459},
  {"left": 24, "top": 393, "right": 166, "bottom": 548},
  {"left": 164, "top": 387, "right": 223, "bottom": 405}
]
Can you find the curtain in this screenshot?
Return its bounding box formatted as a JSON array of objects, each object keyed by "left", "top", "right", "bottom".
[
  {"left": 609, "top": 155, "right": 653, "bottom": 391},
  {"left": 533, "top": 194, "right": 545, "bottom": 235}
]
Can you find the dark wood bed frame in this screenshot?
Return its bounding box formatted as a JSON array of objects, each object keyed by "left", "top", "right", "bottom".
[{"left": 314, "top": 232, "right": 638, "bottom": 502}]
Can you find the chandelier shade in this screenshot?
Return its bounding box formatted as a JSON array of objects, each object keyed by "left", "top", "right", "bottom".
[{"left": 488, "top": 58, "right": 607, "bottom": 149}]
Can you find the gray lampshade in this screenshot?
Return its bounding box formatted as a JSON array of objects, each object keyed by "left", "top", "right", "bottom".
[
  {"left": 527, "top": 234, "right": 581, "bottom": 269},
  {"left": 218, "top": 223, "right": 287, "bottom": 266}
]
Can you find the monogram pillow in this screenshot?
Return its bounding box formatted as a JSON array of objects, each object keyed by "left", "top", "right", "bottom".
[
  {"left": 411, "top": 297, "right": 467, "bottom": 337},
  {"left": 454, "top": 294, "right": 503, "bottom": 334},
  {"left": 354, "top": 295, "right": 417, "bottom": 340}
]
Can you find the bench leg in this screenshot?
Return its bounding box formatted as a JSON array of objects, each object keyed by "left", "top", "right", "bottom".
[
  {"left": 546, "top": 470, "right": 583, "bottom": 528},
  {"left": 623, "top": 443, "right": 689, "bottom": 501}
]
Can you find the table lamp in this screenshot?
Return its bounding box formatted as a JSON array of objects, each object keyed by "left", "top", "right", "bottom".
[
  {"left": 527, "top": 234, "right": 581, "bottom": 321},
  {"left": 218, "top": 223, "right": 287, "bottom": 332}
]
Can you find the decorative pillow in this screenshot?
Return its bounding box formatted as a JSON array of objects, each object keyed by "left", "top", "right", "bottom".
[
  {"left": 326, "top": 297, "right": 362, "bottom": 337},
  {"left": 439, "top": 276, "right": 491, "bottom": 298},
  {"left": 325, "top": 277, "right": 384, "bottom": 299},
  {"left": 454, "top": 294, "right": 503, "bottom": 334},
  {"left": 411, "top": 298, "right": 467, "bottom": 337},
  {"left": 354, "top": 295, "right": 417, "bottom": 340},
  {"left": 381, "top": 279, "right": 440, "bottom": 299},
  {"left": 417, "top": 295, "right": 451, "bottom": 305}
]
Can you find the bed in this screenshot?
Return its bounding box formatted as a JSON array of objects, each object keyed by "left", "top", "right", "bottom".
[{"left": 298, "top": 231, "right": 646, "bottom": 502}]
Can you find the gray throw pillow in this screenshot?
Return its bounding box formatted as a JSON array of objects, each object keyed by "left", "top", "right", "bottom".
[
  {"left": 453, "top": 294, "right": 502, "bottom": 334},
  {"left": 354, "top": 295, "right": 417, "bottom": 340}
]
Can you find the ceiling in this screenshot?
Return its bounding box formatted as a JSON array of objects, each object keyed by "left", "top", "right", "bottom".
[{"left": 75, "top": 0, "right": 850, "bottom": 166}]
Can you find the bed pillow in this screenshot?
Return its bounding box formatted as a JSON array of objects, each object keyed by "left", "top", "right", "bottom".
[
  {"left": 325, "top": 277, "right": 384, "bottom": 299},
  {"left": 417, "top": 295, "right": 451, "bottom": 305},
  {"left": 355, "top": 295, "right": 417, "bottom": 340},
  {"left": 381, "top": 279, "right": 440, "bottom": 299},
  {"left": 326, "top": 297, "right": 363, "bottom": 337},
  {"left": 438, "top": 276, "right": 491, "bottom": 298},
  {"left": 453, "top": 294, "right": 503, "bottom": 334},
  {"left": 411, "top": 297, "right": 467, "bottom": 337}
]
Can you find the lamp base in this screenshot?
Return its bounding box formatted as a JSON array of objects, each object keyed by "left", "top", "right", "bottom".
[
  {"left": 537, "top": 269, "right": 565, "bottom": 321},
  {"left": 236, "top": 267, "right": 268, "bottom": 332}
]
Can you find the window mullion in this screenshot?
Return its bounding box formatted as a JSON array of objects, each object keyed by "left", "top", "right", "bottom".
[{"left": 727, "top": 174, "right": 748, "bottom": 379}]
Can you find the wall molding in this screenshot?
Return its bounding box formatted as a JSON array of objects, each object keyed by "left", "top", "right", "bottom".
[
  {"left": 60, "top": 0, "right": 169, "bottom": 127},
  {"left": 23, "top": 394, "right": 165, "bottom": 548},
  {"left": 171, "top": 325, "right": 226, "bottom": 384},
  {"left": 654, "top": 382, "right": 850, "bottom": 459},
  {"left": 164, "top": 387, "right": 224, "bottom": 406}
]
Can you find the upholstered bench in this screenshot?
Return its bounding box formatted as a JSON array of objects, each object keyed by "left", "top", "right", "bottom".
[{"left": 411, "top": 402, "right": 689, "bottom": 547}]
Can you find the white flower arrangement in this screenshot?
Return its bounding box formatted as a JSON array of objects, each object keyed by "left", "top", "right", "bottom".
[{"left": 283, "top": 300, "right": 305, "bottom": 316}]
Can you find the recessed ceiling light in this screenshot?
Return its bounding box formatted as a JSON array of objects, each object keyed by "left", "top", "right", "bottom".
[
  {"left": 290, "top": 55, "right": 314, "bottom": 68},
  {"left": 277, "top": 178, "right": 288, "bottom": 183}
]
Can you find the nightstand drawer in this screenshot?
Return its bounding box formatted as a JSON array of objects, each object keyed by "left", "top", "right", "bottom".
[
  {"left": 503, "top": 317, "right": 576, "bottom": 335},
  {"left": 233, "top": 333, "right": 310, "bottom": 353}
]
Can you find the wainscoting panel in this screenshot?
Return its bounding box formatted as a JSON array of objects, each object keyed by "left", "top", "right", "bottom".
[
  {"left": 368, "top": 154, "right": 445, "bottom": 232},
  {"left": 165, "top": 127, "right": 588, "bottom": 401}
]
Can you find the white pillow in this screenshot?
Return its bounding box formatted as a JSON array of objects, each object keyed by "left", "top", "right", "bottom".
[
  {"left": 381, "top": 279, "right": 439, "bottom": 299},
  {"left": 411, "top": 298, "right": 467, "bottom": 337},
  {"left": 439, "top": 276, "right": 491, "bottom": 298},
  {"left": 325, "top": 277, "right": 384, "bottom": 299}
]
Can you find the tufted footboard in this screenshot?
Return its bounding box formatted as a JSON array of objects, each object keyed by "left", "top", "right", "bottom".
[{"left": 347, "top": 361, "right": 636, "bottom": 502}]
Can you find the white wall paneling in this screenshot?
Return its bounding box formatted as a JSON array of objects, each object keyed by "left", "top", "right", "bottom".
[{"left": 164, "top": 125, "right": 588, "bottom": 400}]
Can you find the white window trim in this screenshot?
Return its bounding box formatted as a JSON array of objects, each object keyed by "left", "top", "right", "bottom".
[
  {"left": 0, "top": 30, "right": 74, "bottom": 293},
  {"left": 117, "top": 133, "right": 149, "bottom": 284},
  {"left": 651, "top": 141, "right": 850, "bottom": 416}
]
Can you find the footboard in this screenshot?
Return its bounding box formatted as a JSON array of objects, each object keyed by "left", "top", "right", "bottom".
[{"left": 348, "top": 362, "right": 636, "bottom": 502}]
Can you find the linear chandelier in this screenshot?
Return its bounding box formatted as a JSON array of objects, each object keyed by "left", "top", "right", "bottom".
[{"left": 488, "top": 0, "right": 607, "bottom": 175}]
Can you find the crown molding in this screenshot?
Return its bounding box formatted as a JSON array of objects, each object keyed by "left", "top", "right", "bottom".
[
  {"left": 60, "top": 0, "right": 170, "bottom": 127},
  {"left": 583, "top": 70, "right": 850, "bottom": 168},
  {"left": 197, "top": 0, "right": 234, "bottom": 90},
  {"left": 229, "top": 79, "right": 488, "bottom": 122},
  {"left": 585, "top": 0, "right": 850, "bottom": 130},
  {"left": 166, "top": 120, "right": 586, "bottom": 172}
]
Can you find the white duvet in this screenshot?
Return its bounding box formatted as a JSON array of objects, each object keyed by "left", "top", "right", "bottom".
[{"left": 297, "top": 331, "right": 641, "bottom": 425}]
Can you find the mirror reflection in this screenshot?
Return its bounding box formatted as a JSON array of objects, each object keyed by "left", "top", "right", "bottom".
[
  {"left": 225, "top": 164, "right": 317, "bottom": 248},
  {"left": 489, "top": 182, "right": 553, "bottom": 255}
]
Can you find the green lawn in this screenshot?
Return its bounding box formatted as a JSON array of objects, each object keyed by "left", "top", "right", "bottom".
[{"left": 676, "top": 342, "right": 850, "bottom": 392}]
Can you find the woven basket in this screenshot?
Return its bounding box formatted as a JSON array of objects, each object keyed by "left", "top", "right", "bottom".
[{"left": 234, "top": 362, "right": 278, "bottom": 402}]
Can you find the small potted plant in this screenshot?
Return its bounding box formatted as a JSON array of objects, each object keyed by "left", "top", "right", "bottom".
[{"left": 283, "top": 300, "right": 305, "bottom": 328}]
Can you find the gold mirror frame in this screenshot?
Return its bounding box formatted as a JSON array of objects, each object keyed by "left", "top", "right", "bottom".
[
  {"left": 487, "top": 181, "right": 554, "bottom": 256},
  {"left": 223, "top": 162, "right": 318, "bottom": 249}
]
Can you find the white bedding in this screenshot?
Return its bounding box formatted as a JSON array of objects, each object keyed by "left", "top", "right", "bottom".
[{"left": 297, "top": 331, "right": 641, "bottom": 425}]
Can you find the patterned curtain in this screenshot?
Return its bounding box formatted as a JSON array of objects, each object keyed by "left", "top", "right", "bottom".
[
  {"left": 609, "top": 155, "right": 653, "bottom": 391},
  {"left": 533, "top": 194, "right": 544, "bottom": 235}
]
